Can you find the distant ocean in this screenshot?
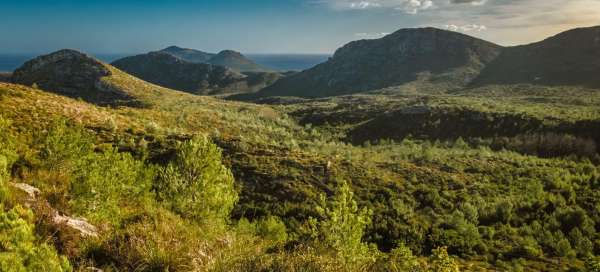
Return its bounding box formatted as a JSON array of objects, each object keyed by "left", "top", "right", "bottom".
[{"left": 0, "top": 53, "right": 330, "bottom": 73}]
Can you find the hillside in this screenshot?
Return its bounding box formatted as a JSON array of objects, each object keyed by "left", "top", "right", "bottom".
[
  {"left": 208, "top": 50, "right": 271, "bottom": 72},
  {"left": 2, "top": 48, "right": 600, "bottom": 271},
  {"left": 252, "top": 27, "right": 502, "bottom": 98},
  {"left": 159, "top": 46, "right": 270, "bottom": 72},
  {"left": 112, "top": 51, "right": 281, "bottom": 95},
  {"left": 160, "top": 45, "right": 215, "bottom": 63},
  {"left": 472, "top": 26, "right": 600, "bottom": 87},
  {"left": 243, "top": 26, "right": 600, "bottom": 99}
]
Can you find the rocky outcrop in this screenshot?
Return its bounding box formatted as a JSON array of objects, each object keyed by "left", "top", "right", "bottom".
[
  {"left": 256, "top": 27, "right": 502, "bottom": 98},
  {"left": 11, "top": 49, "right": 133, "bottom": 104},
  {"left": 11, "top": 182, "right": 98, "bottom": 238}
]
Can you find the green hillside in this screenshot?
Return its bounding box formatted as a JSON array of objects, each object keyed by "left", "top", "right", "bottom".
[{"left": 1, "top": 43, "right": 600, "bottom": 271}]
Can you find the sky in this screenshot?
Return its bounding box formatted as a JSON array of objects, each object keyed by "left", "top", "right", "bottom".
[{"left": 1, "top": 0, "right": 600, "bottom": 54}]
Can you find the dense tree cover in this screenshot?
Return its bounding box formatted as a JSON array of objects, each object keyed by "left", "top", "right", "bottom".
[
  {"left": 1, "top": 116, "right": 469, "bottom": 271},
  {"left": 2, "top": 81, "right": 600, "bottom": 270}
]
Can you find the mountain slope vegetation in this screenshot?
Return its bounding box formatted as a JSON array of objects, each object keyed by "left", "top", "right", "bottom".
[
  {"left": 112, "top": 51, "right": 281, "bottom": 95},
  {"left": 159, "top": 46, "right": 270, "bottom": 72},
  {"left": 246, "top": 26, "right": 600, "bottom": 99},
  {"left": 472, "top": 26, "right": 600, "bottom": 87},
  {"left": 1, "top": 25, "right": 600, "bottom": 271}
]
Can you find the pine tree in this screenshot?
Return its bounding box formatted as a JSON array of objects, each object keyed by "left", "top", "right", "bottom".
[{"left": 155, "top": 135, "right": 238, "bottom": 225}]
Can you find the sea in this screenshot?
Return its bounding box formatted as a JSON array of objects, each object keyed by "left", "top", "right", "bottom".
[{"left": 0, "top": 53, "right": 330, "bottom": 73}]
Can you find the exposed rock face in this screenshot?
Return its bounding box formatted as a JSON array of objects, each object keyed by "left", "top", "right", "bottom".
[
  {"left": 112, "top": 51, "right": 280, "bottom": 95},
  {"left": 11, "top": 182, "right": 98, "bottom": 238},
  {"left": 11, "top": 49, "right": 132, "bottom": 104},
  {"left": 257, "top": 27, "right": 502, "bottom": 98},
  {"left": 473, "top": 26, "right": 600, "bottom": 88},
  {"left": 250, "top": 26, "right": 600, "bottom": 99}
]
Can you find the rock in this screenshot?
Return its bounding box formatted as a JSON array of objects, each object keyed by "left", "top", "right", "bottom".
[
  {"left": 10, "top": 182, "right": 98, "bottom": 238},
  {"left": 256, "top": 27, "right": 502, "bottom": 98},
  {"left": 52, "top": 212, "right": 98, "bottom": 238},
  {"left": 11, "top": 183, "right": 40, "bottom": 199},
  {"left": 12, "top": 49, "right": 132, "bottom": 104}
]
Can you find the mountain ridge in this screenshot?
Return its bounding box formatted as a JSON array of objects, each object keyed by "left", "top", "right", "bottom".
[
  {"left": 111, "top": 51, "right": 281, "bottom": 95},
  {"left": 245, "top": 26, "right": 600, "bottom": 99},
  {"left": 158, "top": 46, "right": 270, "bottom": 72}
]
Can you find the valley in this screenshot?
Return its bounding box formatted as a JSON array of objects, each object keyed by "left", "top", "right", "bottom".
[{"left": 1, "top": 26, "right": 599, "bottom": 272}]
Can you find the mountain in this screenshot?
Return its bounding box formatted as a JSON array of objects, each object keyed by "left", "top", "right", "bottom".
[
  {"left": 160, "top": 45, "right": 216, "bottom": 63},
  {"left": 472, "top": 26, "right": 600, "bottom": 87},
  {"left": 159, "top": 46, "right": 270, "bottom": 72},
  {"left": 254, "top": 27, "right": 502, "bottom": 98},
  {"left": 11, "top": 49, "right": 142, "bottom": 105},
  {"left": 112, "top": 51, "right": 281, "bottom": 95},
  {"left": 207, "top": 50, "right": 270, "bottom": 72},
  {"left": 245, "top": 26, "right": 600, "bottom": 99}
]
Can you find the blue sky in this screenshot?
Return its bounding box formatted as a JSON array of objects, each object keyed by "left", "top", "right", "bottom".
[{"left": 2, "top": 0, "right": 599, "bottom": 54}]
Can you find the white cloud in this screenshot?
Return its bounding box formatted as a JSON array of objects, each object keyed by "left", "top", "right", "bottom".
[
  {"left": 322, "top": 0, "right": 438, "bottom": 14},
  {"left": 444, "top": 23, "right": 487, "bottom": 32},
  {"left": 354, "top": 32, "right": 391, "bottom": 38}
]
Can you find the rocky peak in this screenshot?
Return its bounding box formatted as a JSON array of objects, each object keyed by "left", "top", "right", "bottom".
[
  {"left": 12, "top": 49, "right": 111, "bottom": 94},
  {"left": 257, "top": 27, "right": 502, "bottom": 97},
  {"left": 11, "top": 49, "right": 136, "bottom": 105}
]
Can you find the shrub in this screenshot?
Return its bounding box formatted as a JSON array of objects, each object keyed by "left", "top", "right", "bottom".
[
  {"left": 255, "top": 216, "right": 288, "bottom": 244},
  {"left": 586, "top": 256, "right": 600, "bottom": 272},
  {"left": 428, "top": 247, "right": 459, "bottom": 272},
  {"left": 155, "top": 136, "right": 238, "bottom": 224},
  {"left": 0, "top": 116, "right": 16, "bottom": 203},
  {"left": 38, "top": 119, "right": 94, "bottom": 172},
  {"left": 70, "top": 147, "right": 155, "bottom": 225},
  {"left": 374, "top": 243, "right": 422, "bottom": 272},
  {"left": 0, "top": 205, "right": 71, "bottom": 272},
  {"left": 309, "top": 180, "right": 375, "bottom": 269}
]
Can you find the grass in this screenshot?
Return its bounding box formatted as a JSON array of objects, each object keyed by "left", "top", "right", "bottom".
[{"left": 1, "top": 68, "right": 599, "bottom": 271}]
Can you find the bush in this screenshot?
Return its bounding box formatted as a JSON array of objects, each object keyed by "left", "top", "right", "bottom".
[
  {"left": 0, "top": 205, "right": 71, "bottom": 272},
  {"left": 70, "top": 147, "right": 155, "bottom": 225},
  {"left": 38, "top": 119, "right": 94, "bottom": 172},
  {"left": 428, "top": 247, "right": 459, "bottom": 272},
  {"left": 155, "top": 136, "right": 238, "bottom": 224},
  {"left": 255, "top": 216, "right": 288, "bottom": 244},
  {"left": 374, "top": 243, "right": 422, "bottom": 272},
  {"left": 308, "top": 180, "right": 375, "bottom": 269},
  {"left": 0, "top": 116, "right": 16, "bottom": 203}
]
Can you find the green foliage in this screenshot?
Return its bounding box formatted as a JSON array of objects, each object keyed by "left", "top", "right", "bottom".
[
  {"left": 0, "top": 205, "right": 71, "bottom": 272},
  {"left": 309, "top": 180, "right": 375, "bottom": 268},
  {"left": 379, "top": 243, "right": 422, "bottom": 272},
  {"left": 255, "top": 216, "right": 288, "bottom": 244},
  {"left": 38, "top": 119, "right": 94, "bottom": 172},
  {"left": 586, "top": 256, "right": 600, "bottom": 272},
  {"left": 70, "top": 147, "right": 155, "bottom": 225},
  {"left": 38, "top": 120, "right": 155, "bottom": 225},
  {"left": 428, "top": 247, "right": 459, "bottom": 272},
  {"left": 155, "top": 136, "right": 238, "bottom": 224},
  {"left": 0, "top": 116, "right": 17, "bottom": 203}
]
